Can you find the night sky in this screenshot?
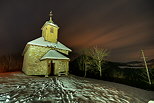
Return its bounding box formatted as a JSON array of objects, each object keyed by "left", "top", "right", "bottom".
[{"left": 0, "top": 0, "right": 153, "bottom": 62}]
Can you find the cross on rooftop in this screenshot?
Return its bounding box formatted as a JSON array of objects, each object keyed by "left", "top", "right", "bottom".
[{"left": 49, "top": 11, "right": 53, "bottom": 17}]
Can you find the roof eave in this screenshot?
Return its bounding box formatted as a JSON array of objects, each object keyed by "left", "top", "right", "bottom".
[
  {"left": 40, "top": 58, "right": 70, "bottom": 61},
  {"left": 41, "top": 22, "right": 59, "bottom": 30}
]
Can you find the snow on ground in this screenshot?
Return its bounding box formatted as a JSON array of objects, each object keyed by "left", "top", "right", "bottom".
[{"left": 0, "top": 72, "right": 154, "bottom": 103}]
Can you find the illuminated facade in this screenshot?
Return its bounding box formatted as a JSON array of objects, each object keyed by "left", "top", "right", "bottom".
[{"left": 22, "top": 11, "right": 71, "bottom": 76}]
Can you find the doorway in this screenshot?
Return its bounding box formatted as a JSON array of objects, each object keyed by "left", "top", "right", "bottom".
[{"left": 50, "top": 62, "right": 55, "bottom": 75}]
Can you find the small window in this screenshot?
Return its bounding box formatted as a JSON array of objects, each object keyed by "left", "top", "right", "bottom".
[{"left": 50, "top": 27, "right": 54, "bottom": 33}]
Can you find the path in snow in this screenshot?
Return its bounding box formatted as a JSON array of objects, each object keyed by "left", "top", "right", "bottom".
[{"left": 0, "top": 72, "right": 153, "bottom": 103}]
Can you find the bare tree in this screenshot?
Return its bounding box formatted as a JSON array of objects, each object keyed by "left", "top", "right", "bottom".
[
  {"left": 79, "top": 49, "right": 91, "bottom": 77},
  {"left": 86, "top": 46, "right": 109, "bottom": 77}
]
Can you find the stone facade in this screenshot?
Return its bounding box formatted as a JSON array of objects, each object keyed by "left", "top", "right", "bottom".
[
  {"left": 23, "top": 45, "right": 69, "bottom": 76},
  {"left": 22, "top": 11, "right": 71, "bottom": 76},
  {"left": 23, "top": 45, "right": 50, "bottom": 75}
]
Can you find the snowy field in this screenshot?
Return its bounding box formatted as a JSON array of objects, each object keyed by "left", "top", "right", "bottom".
[{"left": 0, "top": 72, "right": 154, "bottom": 103}]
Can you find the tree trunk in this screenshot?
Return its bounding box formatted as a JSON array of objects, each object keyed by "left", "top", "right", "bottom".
[
  {"left": 99, "top": 61, "right": 102, "bottom": 77},
  {"left": 84, "top": 63, "right": 87, "bottom": 77},
  {"left": 100, "top": 68, "right": 102, "bottom": 77}
]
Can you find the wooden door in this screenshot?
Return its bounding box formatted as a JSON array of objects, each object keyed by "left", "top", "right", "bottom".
[{"left": 50, "top": 62, "right": 55, "bottom": 75}]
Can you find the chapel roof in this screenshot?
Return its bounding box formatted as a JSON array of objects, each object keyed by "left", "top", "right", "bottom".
[{"left": 27, "top": 37, "right": 72, "bottom": 52}]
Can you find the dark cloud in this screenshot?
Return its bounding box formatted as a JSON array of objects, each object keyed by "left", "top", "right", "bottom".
[{"left": 0, "top": 0, "right": 153, "bottom": 61}]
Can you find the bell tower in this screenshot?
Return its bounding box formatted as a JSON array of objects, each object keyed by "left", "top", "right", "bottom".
[{"left": 41, "top": 11, "right": 59, "bottom": 43}]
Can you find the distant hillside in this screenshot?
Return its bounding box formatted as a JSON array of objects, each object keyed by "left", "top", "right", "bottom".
[
  {"left": 125, "top": 59, "right": 154, "bottom": 69},
  {"left": 126, "top": 61, "right": 142, "bottom": 64},
  {"left": 126, "top": 59, "right": 154, "bottom": 64},
  {"left": 147, "top": 59, "right": 154, "bottom": 63},
  {"left": 70, "top": 55, "right": 154, "bottom": 70}
]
